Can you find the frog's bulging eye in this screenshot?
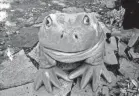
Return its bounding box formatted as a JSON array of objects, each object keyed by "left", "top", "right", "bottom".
[
  {"left": 83, "top": 15, "right": 90, "bottom": 25},
  {"left": 46, "top": 16, "right": 52, "bottom": 27}
]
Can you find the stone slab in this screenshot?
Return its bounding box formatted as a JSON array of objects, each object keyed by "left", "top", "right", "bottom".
[
  {"left": 62, "top": 7, "right": 84, "bottom": 13},
  {"left": 0, "top": 79, "right": 73, "bottom": 96},
  {"left": 28, "top": 43, "right": 39, "bottom": 63},
  {"left": 119, "top": 58, "right": 139, "bottom": 79},
  {"left": 71, "top": 79, "right": 94, "bottom": 96},
  {"left": 104, "top": 37, "right": 118, "bottom": 65},
  {"left": 118, "top": 42, "right": 126, "bottom": 56},
  {"left": 0, "top": 50, "right": 37, "bottom": 89},
  {"left": 0, "top": 83, "right": 34, "bottom": 96},
  {"left": 8, "top": 27, "right": 39, "bottom": 48}
]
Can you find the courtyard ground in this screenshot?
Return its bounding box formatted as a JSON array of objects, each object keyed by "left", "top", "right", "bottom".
[{"left": 0, "top": 0, "right": 139, "bottom": 96}]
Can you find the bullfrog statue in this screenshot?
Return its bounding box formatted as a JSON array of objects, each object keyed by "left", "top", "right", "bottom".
[{"left": 34, "top": 12, "right": 112, "bottom": 93}]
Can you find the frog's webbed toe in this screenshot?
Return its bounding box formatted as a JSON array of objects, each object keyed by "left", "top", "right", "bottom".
[
  {"left": 34, "top": 67, "right": 70, "bottom": 93},
  {"left": 34, "top": 69, "right": 43, "bottom": 91},
  {"left": 92, "top": 64, "right": 111, "bottom": 91},
  {"left": 69, "top": 63, "right": 111, "bottom": 92}
]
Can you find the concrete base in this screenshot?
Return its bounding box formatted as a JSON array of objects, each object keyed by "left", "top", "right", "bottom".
[
  {"left": 0, "top": 79, "right": 73, "bottom": 96},
  {"left": 71, "top": 79, "right": 94, "bottom": 96},
  {"left": 0, "top": 83, "right": 53, "bottom": 96},
  {"left": 0, "top": 50, "right": 37, "bottom": 89}
]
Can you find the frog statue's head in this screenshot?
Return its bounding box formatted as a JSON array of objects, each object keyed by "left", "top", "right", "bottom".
[{"left": 38, "top": 12, "right": 105, "bottom": 53}]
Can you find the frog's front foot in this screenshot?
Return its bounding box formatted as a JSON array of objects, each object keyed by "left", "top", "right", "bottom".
[
  {"left": 69, "top": 63, "right": 111, "bottom": 92},
  {"left": 34, "top": 66, "right": 70, "bottom": 93}
]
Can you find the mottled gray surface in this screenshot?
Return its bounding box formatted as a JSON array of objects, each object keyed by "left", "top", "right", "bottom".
[
  {"left": 119, "top": 58, "right": 139, "bottom": 80},
  {"left": 0, "top": 79, "right": 73, "bottom": 96},
  {"left": 0, "top": 50, "right": 37, "bottom": 89},
  {"left": 71, "top": 79, "right": 94, "bottom": 96}
]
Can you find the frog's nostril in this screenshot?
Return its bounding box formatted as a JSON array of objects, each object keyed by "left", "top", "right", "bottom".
[
  {"left": 74, "top": 34, "right": 78, "bottom": 39},
  {"left": 60, "top": 34, "right": 64, "bottom": 38}
]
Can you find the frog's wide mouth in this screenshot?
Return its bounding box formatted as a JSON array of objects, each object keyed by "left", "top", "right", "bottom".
[
  {"left": 41, "top": 33, "right": 105, "bottom": 63},
  {"left": 42, "top": 32, "right": 105, "bottom": 56}
]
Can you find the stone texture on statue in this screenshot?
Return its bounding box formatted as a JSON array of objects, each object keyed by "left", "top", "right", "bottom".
[{"left": 0, "top": 50, "right": 37, "bottom": 89}]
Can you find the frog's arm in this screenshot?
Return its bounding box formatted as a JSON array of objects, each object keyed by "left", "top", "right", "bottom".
[
  {"left": 69, "top": 22, "right": 111, "bottom": 92},
  {"left": 39, "top": 45, "right": 56, "bottom": 68},
  {"left": 34, "top": 45, "right": 70, "bottom": 93},
  {"left": 69, "top": 49, "right": 111, "bottom": 92}
]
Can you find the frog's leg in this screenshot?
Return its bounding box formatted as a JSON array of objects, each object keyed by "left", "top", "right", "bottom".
[
  {"left": 69, "top": 51, "right": 111, "bottom": 92},
  {"left": 34, "top": 47, "right": 70, "bottom": 93}
]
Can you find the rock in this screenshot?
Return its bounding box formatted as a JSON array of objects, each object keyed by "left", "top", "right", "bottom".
[
  {"left": 94, "top": 0, "right": 116, "bottom": 8},
  {"left": 104, "top": 37, "right": 118, "bottom": 65},
  {"left": 15, "top": 8, "right": 24, "bottom": 13},
  {"left": 24, "top": 17, "right": 37, "bottom": 27},
  {"left": 71, "top": 79, "right": 94, "bottom": 96},
  {"left": 118, "top": 42, "right": 126, "bottom": 56},
  {"left": 36, "top": 79, "right": 72, "bottom": 96},
  {"left": 5, "top": 21, "right": 16, "bottom": 27},
  {"left": 0, "top": 50, "right": 3, "bottom": 56},
  {"left": 62, "top": 7, "right": 84, "bottom": 13},
  {"left": 119, "top": 58, "right": 139, "bottom": 80},
  {"left": 0, "top": 50, "right": 37, "bottom": 89},
  {"left": 8, "top": 27, "right": 39, "bottom": 48},
  {"left": 102, "top": 86, "right": 109, "bottom": 96},
  {"left": 28, "top": 43, "right": 39, "bottom": 62},
  {"left": 0, "top": 79, "right": 72, "bottom": 96},
  {"left": 105, "top": 0, "right": 116, "bottom": 8},
  {"left": 4, "top": 47, "right": 15, "bottom": 61},
  {"left": 0, "top": 38, "right": 5, "bottom": 46},
  {"left": 0, "top": 83, "right": 34, "bottom": 96},
  {"left": 0, "top": 11, "right": 8, "bottom": 22},
  {"left": 35, "top": 10, "right": 59, "bottom": 24},
  {"left": 34, "top": 12, "right": 48, "bottom": 24},
  {"left": 130, "top": 48, "right": 139, "bottom": 59},
  {"left": 105, "top": 8, "right": 125, "bottom": 27},
  {"left": 108, "top": 71, "right": 117, "bottom": 87},
  {"left": 13, "top": 9, "right": 25, "bottom": 19},
  {"left": 0, "top": 45, "right": 6, "bottom": 51},
  {"left": 84, "top": 8, "right": 92, "bottom": 13},
  {"left": 51, "top": 79, "right": 73, "bottom": 96},
  {"left": 5, "top": 26, "right": 19, "bottom": 35},
  {"left": 38, "top": 0, "right": 46, "bottom": 5},
  {"left": 52, "top": 0, "right": 66, "bottom": 7}
]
